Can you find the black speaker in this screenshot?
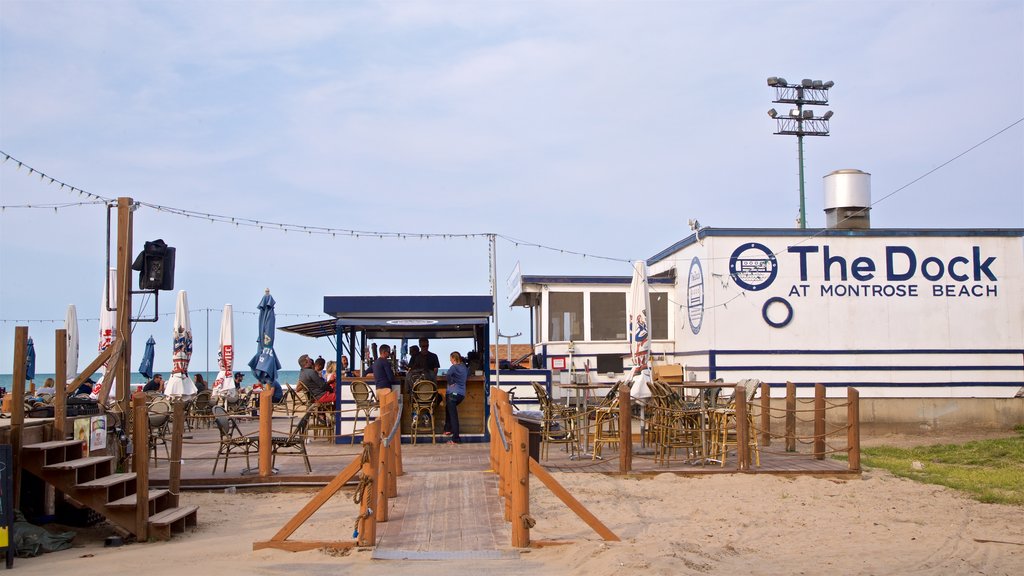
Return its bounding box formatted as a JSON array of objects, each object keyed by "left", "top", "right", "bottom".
[{"left": 132, "top": 239, "right": 176, "bottom": 290}]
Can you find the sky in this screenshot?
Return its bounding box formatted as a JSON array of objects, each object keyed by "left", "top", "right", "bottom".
[{"left": 1, "top": 0, "right": 1022, "bottom": 376}]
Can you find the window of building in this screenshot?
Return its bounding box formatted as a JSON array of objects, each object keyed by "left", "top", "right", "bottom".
[
  {"left": 548, "top": 292, "right": 583, "bottom": 341},
  {"left": 590, "top": 292, "right": 627, "bottom": 341},
  {"left": 651, "top": 292, "right": 668, "bottom": 340}
]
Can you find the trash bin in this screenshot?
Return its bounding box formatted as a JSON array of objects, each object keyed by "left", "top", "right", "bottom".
[{"left": 514, "top": 413, "right": 543, "bottom": 462}]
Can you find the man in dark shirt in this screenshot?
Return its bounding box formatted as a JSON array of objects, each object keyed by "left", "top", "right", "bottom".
[
  {"left": 297, "top": 354, "right": 329, "bottom": 401},
  {"left": 372, "top": 345, "right": 398, "bottom": 392},
  {"left": 417, "top": 338, "right": 440, "bottom": 381},
  {"left": 143, "top": 374, "right": 164, "bottom": 393}
]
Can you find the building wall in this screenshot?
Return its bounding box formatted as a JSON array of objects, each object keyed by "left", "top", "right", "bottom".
[{"left": 663, "top": 232, "right": 1024, "bottom": 398}]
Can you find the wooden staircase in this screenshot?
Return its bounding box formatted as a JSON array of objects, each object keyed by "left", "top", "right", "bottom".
[{"left": 20, "top": 439, "right": 198, "bottom": 541}]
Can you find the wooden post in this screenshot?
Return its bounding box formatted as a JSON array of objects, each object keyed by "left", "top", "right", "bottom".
[
  {"left": 785, "top": 381, "right": 796, "bottom": 452},
  {"left": 847, "top": 387, "right": 860, "bottom": 471},
  {"left": 618, "top": 383, "right": 632, "bottom": 473},
  {"left": 376, "top": 390, "right": 391, "bottom": 522},
  {"left": 54, "top": 329, "right": 68, "bottom": 439},
  {"left": 813, "top": 383, "right": 826, "bottom": 460},
  {"left": 169, "top": 399, "right": 185, "bottom": 505},
  {"left": 510, "top": 422, "right": 530, "bottom": 547},
  {"left": 115, "top": 197, "right": 134, "bottom": 416},
  {"left": 357, "top": 420, "right": 380, "bottom": 547},
  {"left": 259, "top": 386, "right": 273, "bottom": 477},
  {"left": 132, "top": 391, "right": 149, "bottom": 541},
  {"left": 11, "top": 326, "right": 28, "bottom": 509},
  {"left": 735, "top": 385, "right": 749, "bottom": 471},
  {"left": 759, "top": 381, "right": 770, "bottom": 447}
]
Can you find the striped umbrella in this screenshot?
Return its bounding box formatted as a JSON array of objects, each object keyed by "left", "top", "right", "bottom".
[
  {"left": 93, "top": 268, "right": 116, "bottom": 397},
  {"left": 65, "top": 304, "right": 79, "bottom": 384},
  {"left": 212, "top": 304, "right": 234, "bottom": 397},
  {"left": 164, "top": 290, "right": 197, "bottom": 397}
]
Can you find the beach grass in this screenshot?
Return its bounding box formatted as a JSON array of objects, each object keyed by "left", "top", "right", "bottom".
[{"left": 858, "top": 426, "right": 1024, "bottom": 505}]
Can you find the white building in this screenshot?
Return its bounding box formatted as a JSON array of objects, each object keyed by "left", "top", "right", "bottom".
[{"left": 513, "top": 172, "right": 1024, "bottom": 404}]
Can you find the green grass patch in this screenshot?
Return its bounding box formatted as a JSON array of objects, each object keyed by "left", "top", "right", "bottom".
[{"left": 859, "top": 431, "right": 1024, "bottom": 505}]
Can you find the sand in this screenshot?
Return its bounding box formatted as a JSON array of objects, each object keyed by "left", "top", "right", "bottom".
[{"left": 10, "top": 436, "right": 1024, "bottom": 576}]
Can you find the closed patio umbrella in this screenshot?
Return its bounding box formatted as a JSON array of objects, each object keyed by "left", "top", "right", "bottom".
[
  {"left": 26, "top": 337, "right": 36, "bottom": 388},
  {"left": 627, "top": 260, "right": 653, "bottom": 425},
  {"left": 94, "top": 268, "right": 116, "bottom": 397},
  {"left": 212, "top": 304, "right": 234, "bottom": 397},
  {"left": 248, "top": 290, "right": 280, "bottom": 388},
  {"left": 139, "top": 336, "right": 156, "bottom": 380},
  {"left": 165, "top": 290, "right": 197, "bottom": 397},
  {"left": 65, "top": 304, "right": 79, "bottom": 384}
]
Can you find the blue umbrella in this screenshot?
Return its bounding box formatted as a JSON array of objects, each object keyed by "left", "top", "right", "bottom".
[
  {"left": 248, "top": 289, "right": 281, "bottom": 386},
  {"left": 26, "top": 337, "right": 36, "bottom": 381},
  {"left": 139, "top": 335, "right": 156, "bottom": 380}
]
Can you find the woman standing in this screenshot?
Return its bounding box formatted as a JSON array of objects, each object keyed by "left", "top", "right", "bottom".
[{"left": 444, "top": 351, "right": 468, "bottom": 445}]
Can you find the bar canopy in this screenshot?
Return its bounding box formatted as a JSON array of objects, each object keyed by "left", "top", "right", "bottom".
[{"left": 279, "top": 295, "right": 493, "bottom": 340}]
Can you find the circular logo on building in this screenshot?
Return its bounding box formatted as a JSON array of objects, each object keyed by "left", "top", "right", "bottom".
[
  {"left": 729, "top": 242, "right": 778, "bottom": 291},
  {"left": 687, "top": 257, "right": 704, "bottom": 335}
]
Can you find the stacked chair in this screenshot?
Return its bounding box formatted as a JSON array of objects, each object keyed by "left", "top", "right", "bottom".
[{"left": 530, "top": 382, "right": 579, "bottom": 460}]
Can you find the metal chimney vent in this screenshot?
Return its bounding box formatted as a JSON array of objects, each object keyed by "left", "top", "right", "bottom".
[{"left": 823, "top": 169, "right": 871, "bottom": 229}]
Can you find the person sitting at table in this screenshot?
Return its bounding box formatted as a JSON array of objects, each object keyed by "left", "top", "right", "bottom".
[
  {"left": 318, "top": 360, "right": 338, "bottom": 404},
  {"left": 37, "top": 377, "right": 57, "bottom": 396},
  {"left": 340, "top": 355, "right": 355, "bottom": 377},
  {"left": 193, "top": 373, "right": 209, "bottom": 393},
  {"left": 143, "top": 374, "right": 164, "bottom": 393},
  {"left": 314, "top": 355, "right": 326, "bottom": 378},
  {"left": 372, "top": 344, "right": 398, "bottom": 393},
  {"left": 75, "top": 378, "right": 96, "bottom": 396},
  {"left": 297, "top": 354, "right": 330, "bottom": 403},
  {"left": 444, "top": 351, "right": 468, "bottom": 444}
]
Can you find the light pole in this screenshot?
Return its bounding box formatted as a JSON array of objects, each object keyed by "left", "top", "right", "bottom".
[{"left": 767, "top": 77, "right": 835, "bottom": 229}]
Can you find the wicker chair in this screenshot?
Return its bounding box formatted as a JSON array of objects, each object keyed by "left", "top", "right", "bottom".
[
  {"left": 271, "top": 413, "right": 312, "bottom": 473},
  {"left": 530, "top": 382, "right": 579, "bottom": 460},
  {"left": 410, "top": 380, "right": 439, "bottom": 445},
  {"left": 711, "top": 379, "right": 761, "bottom": 467},
  {"left": 211, "top": 405, "right": 256, "bottom": 474},
  {"left": 350, "top": 380, "right": 379, "bottom": 434}
]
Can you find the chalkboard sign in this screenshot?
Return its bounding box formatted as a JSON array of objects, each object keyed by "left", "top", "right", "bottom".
[{"left": 0, "top": 444, "right": 13, "bottom": 568}]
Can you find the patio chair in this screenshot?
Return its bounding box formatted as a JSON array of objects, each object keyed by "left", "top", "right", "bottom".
[
  {"left": 187, "top": 389, "right": 214, "bottom": 430},
  {"left": 711, "top": 379, "right": 761, "bottom": 467},
  {"left": 271, "top": 413, "right": 312, "bottom": 473},
  {"left": 410, "top": 379, "right": 439, "bottom": 445},
  {"left": 530, "top": 382, "right": 579, "bottom": 460},
  {"left": 350, "top": 380, "right": 379, "bottom": 434},
  {"left": 211, "top": 405, "right": 256, "bottom": 474},
  {"left": 591, "top": 386, "right": 620, "bottom": 460},
  {"left": 148, "top": 398, "right": 172, "bottom": 465}
]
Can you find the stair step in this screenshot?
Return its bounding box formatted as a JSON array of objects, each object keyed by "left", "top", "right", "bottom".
[
  {"left": 43, "top": 455, "right": 114, "bottom": 471},
  {"left": 107, "top": 489, "right": 170, "bottom": 508},
  {"left": 23, "top": 439, "right": 83, "bottom": 451},
  {"left": 78, "top": 473, "right": 137, "bottom": 490},
  {"left": 149, "top": 505, "right": 198, "bottom": 526}
]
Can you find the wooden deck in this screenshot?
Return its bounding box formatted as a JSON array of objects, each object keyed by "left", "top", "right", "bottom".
[{"left": 146, "top": 416, "right": 857, "bottom": 489}]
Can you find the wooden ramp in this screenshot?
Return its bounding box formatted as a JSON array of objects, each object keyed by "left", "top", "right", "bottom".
[{"left": 372, "top": 470, "right": 517, "bottom": 560}]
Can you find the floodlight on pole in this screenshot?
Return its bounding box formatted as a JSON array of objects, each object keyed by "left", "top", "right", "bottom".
[{"left": 766, "top": 76, "right": 835, "bottom": 229}]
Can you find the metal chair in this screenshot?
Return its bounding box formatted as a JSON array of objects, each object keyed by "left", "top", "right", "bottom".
[
  {"left": 211, "top": 405, "right": 256, "bottom": 474},
  {"left": 271, "top": 413, "right": 312, "bottom": 473},
  {"left": 410, "top": 379, "right": 439, "bottom": 445},
  {"left": 530, "top": 382, "right": 579, "bottom": 460},
  {"left": 350, "top": 380, "right": 379, "bottom": 434}
]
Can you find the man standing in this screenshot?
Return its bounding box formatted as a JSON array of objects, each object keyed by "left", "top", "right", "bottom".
[
  {"left": 372, "top": 344, "right": 398, "bottom": 393},
  {"left": 417, "top": 338, "right": 440, "bottom": 382}
]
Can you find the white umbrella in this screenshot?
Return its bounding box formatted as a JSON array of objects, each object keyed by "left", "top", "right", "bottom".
[
  {"left": 65, "top": 304, "right": 79, "bottom": 385},
  {"left": 165, "top": 290, "right": 197, "bottom": 397},
  {"left": 93, "top": 268, "right": 116, "bottom": 398},
  {"left": 211, "top": 304, "right": 234, "bottom": 397},
  {"left": 627, "top": 260, "right": 653, "bottom": 402}
]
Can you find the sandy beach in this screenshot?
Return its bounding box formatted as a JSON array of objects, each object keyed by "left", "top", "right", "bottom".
[{"left": 9, "top": 431, "right": 1023, "bottom": 576}]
